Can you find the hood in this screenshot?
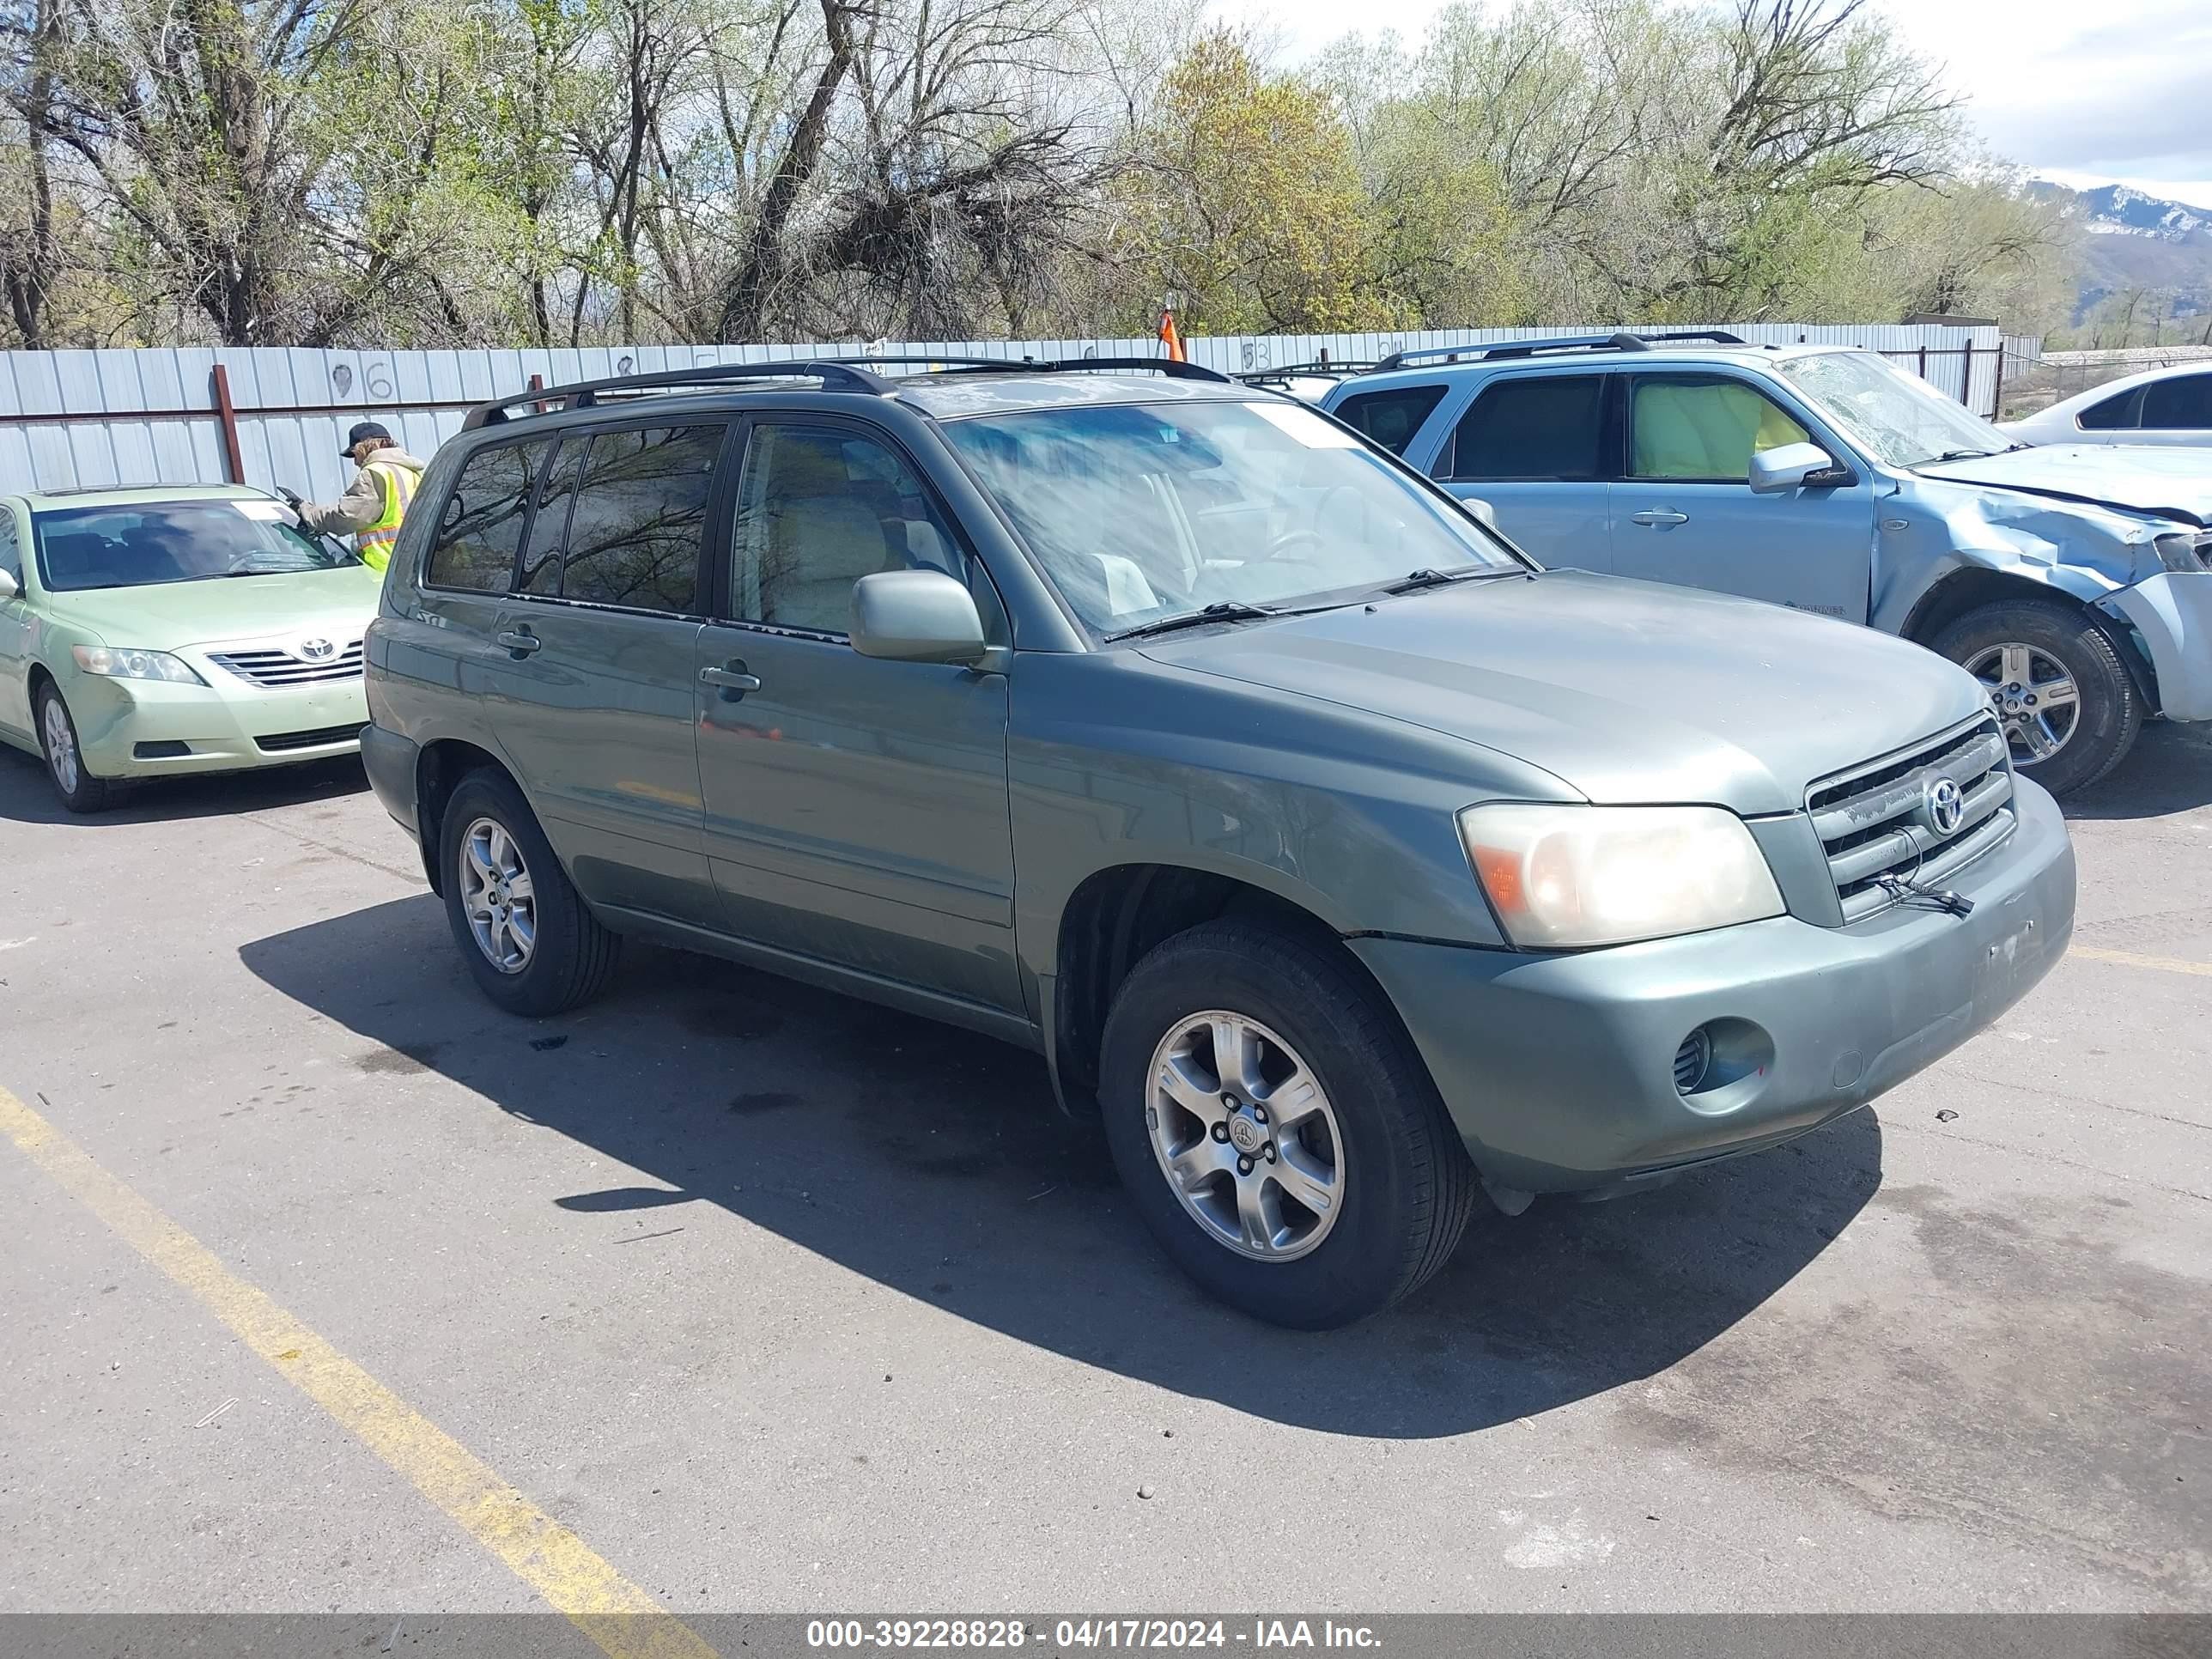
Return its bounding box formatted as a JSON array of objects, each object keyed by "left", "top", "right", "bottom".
[
  {"left": 1139, "top": 571, "right": 1986, "bottom": 816},
  {"left": 42, "top": 564, "right": 384, "bottom": 651},
  {"left": 1915, "top": 445, "right": 2212, "bottom": 526}
]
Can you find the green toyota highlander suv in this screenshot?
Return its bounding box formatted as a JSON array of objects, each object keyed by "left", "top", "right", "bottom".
[{"left": 362, "top": 358, "right": 2076, "bottom": 1328}]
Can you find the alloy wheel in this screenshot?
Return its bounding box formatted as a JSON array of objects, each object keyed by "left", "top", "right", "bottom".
[
  {"left": 459, "top": 817, "right": 538, "bottom": 974},
  {"left": 41, "top": 696, "right": 80, "bottom": 795},
  {"left": 1966, "top": 641, "right": 2080, "bottom": 764},
  {"left": 1145, "top": 1011, "right": 1346, "bottom": 1262}
]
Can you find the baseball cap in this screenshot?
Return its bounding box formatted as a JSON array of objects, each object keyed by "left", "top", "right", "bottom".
[{"left": 343, "top": 420, "right": 392, "bottom": 457}]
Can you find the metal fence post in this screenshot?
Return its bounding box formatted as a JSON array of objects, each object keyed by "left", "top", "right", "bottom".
[{"left": 210, "top": 364, "right": 246, "bottom": 485}]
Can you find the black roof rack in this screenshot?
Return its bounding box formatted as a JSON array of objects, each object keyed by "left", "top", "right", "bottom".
[
  {"left": 1370, "top": 331, "right": 1748, "bottom": 374},
  {"left": 1234, "top": 361, "right": 1383, "bottom": 386},
  {"left": 463, "top": 352, "right": 1232, "bottom": 428}
]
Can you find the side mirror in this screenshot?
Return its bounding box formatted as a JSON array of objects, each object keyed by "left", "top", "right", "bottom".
[
  {"left": 0, "top": 568, "right": 17, "bottom": 601},
  {"left": 1749, "top": 442, "right": 1851, "bottom": 494},
  {"left": 1458, "top": 496, "right": 1498, "bottom": 530},
  {"left": 850, "top": 568, "right": 988, "bottom": 665}
]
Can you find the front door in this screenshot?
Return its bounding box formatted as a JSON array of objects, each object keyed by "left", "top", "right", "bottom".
[
  {"left": 1430, "top": 372, "right": 1614, "bottom": 571},
  {"left": 480, "top": 421, "right": 727, "bottom": 921},
  {"left": 1608, "top": 373, "right": 1875, "bottom": 623},
  {"left": 693, "top": 419, "right": 1019, "bottom": 1015},
  {"left": 0, "top": 506, "right": 31, "bottom": 737}
]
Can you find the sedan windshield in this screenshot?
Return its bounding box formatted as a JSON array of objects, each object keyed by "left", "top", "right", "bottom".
[
  {"left": 1778, "top": 351, "right": 2014, "bottom": 470},
  {"left": 941, "top": 398, "right": 1520, "bottom": 635},
  {"left": 33, "top": 500, "right": 354, "bottom": 592}
]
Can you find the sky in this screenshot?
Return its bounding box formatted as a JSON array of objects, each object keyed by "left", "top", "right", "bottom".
[{"left": 1218, "top": 0, "right": 2212, "bottom": 209}]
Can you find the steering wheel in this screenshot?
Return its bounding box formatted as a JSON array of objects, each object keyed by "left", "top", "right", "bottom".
[{"left": 1256, "top": 527, "right": 1328, "bottom": 563}]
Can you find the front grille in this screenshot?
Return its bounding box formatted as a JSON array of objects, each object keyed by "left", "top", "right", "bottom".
[
  {"left": 255, "top": 725, "right": 362, "bottom": 753},
  {"left": 208, "top": 641, "right": 364, "bottom": 688},
  {"left": 1808, "top": 717, "right": 2015, "bottom": 922}
]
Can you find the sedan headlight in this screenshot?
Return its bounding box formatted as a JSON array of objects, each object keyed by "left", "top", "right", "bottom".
[
  {"left": 2152, "top": 531, "right": 2211, "bottom": 574},
  {"left": 70, "top": 645, "right": 207, "bottom": 685},
  {"left": 1457, "top": 803, "right": 1784, "bottom": 949}
]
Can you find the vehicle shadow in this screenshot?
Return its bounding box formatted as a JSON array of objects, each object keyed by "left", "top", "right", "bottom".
[
  {"left": 240, "top": 895, "right": 1881, "bottom": 1439},
  {"left": 0, "top": 742, "right": 368, "bottom": 826},
  {"left": 2063, "top": 720, "right": 2212, "bottom": 821}
]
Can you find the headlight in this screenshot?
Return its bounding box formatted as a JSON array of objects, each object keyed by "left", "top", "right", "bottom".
[
  {"left": 70, "top": 645, "right": 207, "bottom": 685},
  {"left": 1457, "top": 803, "right": 1784, "bottom": 949},
  {"left": 2152, "top": 531, "right": 2211, "bottom": 574}
]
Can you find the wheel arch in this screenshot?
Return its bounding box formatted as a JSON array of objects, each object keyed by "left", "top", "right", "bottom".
[
  {"left": 1899, "top": 565, "right": 2157, "bottom": 706},
  {"left": 1044, "top": 860, "right": 1403, "bottom": 1119},
  {"left": 414, "top": 737, "right": 516, "bottom": 895}
]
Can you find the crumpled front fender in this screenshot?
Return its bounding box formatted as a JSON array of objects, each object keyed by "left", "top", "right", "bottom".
[{"left": 2097, "top": 572, "right": 2212, "bottom": 722}]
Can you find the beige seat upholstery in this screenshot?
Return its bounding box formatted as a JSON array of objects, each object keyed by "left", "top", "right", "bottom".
[{"left": 754, "top": 435, "right": 902, "bottom": 633}]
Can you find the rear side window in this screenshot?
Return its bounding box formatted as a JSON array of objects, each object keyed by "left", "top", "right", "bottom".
[
  {"left": 428, "top": 442, "right": 543, "bottom": 592},
  {"left": 2141, "top": 374, "right": 2212, "bottom": 430},
  {"left": 2076, "top": 386, "right": 2141, "bottom": 430},
  {"left": 1629, "top": 377, "right": 1811, "bottom": 482},
  {"left": 555, "top": 424, "right": 724, "bottom": 613},
  {"left": 1332, "top": 385, "right": 1448, "bottom": 455},
  {"left": 517, "top": 439, "right": 588, "bottom": 597},
  {"left": 1448, "top": 375, "right": 1606, "bottom": 481}
]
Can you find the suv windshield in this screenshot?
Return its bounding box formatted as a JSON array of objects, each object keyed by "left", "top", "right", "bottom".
[
  {"left": 33, "top": 499, "right": 354, "bottom": 592},
  {"left": 941, "top": 398, "right": 1518, "bottom": 635},
  {"left": 1778, "top": 351, "right": 2013, "bottom": 470}
]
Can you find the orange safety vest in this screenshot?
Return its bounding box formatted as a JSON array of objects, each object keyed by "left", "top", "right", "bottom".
[{"left": 356, "top": 457, "right": 422, "bottom": 572}]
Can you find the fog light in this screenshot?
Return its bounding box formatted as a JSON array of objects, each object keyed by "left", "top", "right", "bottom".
[{"left": 1674, "top": 1026, "right": 1714, "bottom": 1095}]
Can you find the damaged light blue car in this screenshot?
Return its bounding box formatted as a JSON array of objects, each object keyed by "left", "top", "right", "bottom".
[{"left": 1320, "top": 333, "right": 2212, "bottom": 793}]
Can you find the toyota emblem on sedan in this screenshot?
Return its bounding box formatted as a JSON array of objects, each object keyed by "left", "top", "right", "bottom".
[
  {"left": 298, "top": 637, "right": 336, "bottom": 661},
  {"left": 1925, "top": 776, "right": 1966, "bottom": 837}
]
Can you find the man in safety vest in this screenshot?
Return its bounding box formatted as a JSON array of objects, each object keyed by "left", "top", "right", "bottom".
[{"left": 283, "top": 422, "right": 427, "bottom": 573}]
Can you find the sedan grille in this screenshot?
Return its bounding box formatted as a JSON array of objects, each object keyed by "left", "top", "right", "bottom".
[
  {"left": 208, "top": 641, "right": 363, "bottom": 688},
  {"left": 1808, "top": 718, "right": 2015, "bottom": 922}
]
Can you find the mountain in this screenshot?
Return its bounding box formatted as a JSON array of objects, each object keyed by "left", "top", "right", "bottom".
[{"left": 2027, "top": 180, "right": 2212, "bottom": 329}]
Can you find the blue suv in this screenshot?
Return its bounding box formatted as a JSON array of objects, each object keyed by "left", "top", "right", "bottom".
[{"left": 1318, "top": 331, "right": 2212, "bottom": 793}]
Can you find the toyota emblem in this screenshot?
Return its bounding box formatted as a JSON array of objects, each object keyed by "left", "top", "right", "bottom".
[
  {"left": 1925, "top": 776, "right": 1966, "bottom": 837},
  {"left": 298, "top": 637, "right": 336, "bottom": 661}
]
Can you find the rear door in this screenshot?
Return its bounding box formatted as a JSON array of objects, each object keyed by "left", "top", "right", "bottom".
[
  {"left": 1608, "top": 371, "right": 1875, "bottom": 622},
  {"left": 481, "top": 421, "right": 726, "bottom": 921},
  {"left": 693, "top": 416, "right": 1020, "bottom": 1016},
  {"left": 1431, "top": 371, "right": 1614, "bottom": 571}
]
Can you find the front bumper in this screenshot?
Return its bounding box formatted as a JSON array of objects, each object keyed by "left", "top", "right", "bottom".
[
  {"left": 2100, "top": 569, "right": 2212, "bottom": 722},
  {"left": 1352, "top": 777, "right": 2076, "bottom": 1194},
  {"left": 67, "top": 671, "right": 367, "bottom": 778}
]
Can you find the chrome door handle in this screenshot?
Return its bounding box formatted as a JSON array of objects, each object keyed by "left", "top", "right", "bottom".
[
  {"left": 1630, "top": 510, "right": 1690, "bottom": 527},
  {"left": 699, "top": 665, "right": 762, "bottom": 695},
  {"left": 495, "top": 629, "right": 541, "bottom": 656}
]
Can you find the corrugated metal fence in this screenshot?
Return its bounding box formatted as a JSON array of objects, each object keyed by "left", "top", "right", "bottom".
[{"left": 0, "top": 323, "right": 2025, "bottom": 497}]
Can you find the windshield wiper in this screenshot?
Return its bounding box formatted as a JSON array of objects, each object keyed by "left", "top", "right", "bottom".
[
  {"left": 1917, "top": 448, "right": 2001, "bottom": 466},
  {"left": 1382, "top": 566, "right": 1522, "bottom": 595},
  {"left": 1103, "top": 600, "right": 1281, "bottom": 642}
]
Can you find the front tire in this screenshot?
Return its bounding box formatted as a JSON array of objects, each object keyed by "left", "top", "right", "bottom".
[
  {"left": 1933, "top": 599, "right": 2142, "bottom": 795},
  {"left": 438, "top": 769, "right": 620, "bottom": 1016},
  {"left": 35, "top": 684, "right": 112, "bottom": 813},
  {"left": 1098, "top": 919, "right": 1475, "bottom": 1329}
]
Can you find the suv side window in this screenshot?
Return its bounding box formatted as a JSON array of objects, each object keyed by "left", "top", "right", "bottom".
[
  {"left": 2141, "top": 373, "right": 2212, "bottom": 430},
  {"left": 1629, "top": 376, "right": 1810, "bottom": 482},
  {"left": 550, "top": 424, "right": 723, "bottom": 613},
  {"left": 1445, "top": 375, "right": 1607, "bottom": 481},
  {"left": 2076, "top": 386, "right": 2142, "bottom": 430},
  {"left": 729, "top": 424, "right": 963, "bottom": 635},
  {"left": 428, "top": 441, "right": 544, "bottom": 592},
  {"left": 1332, "top": 385, "right": 1447, "bottom": 456}
]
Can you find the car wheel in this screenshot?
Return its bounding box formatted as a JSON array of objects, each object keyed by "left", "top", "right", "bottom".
[
  {"left": 35, "top": 684, "right": 112, "bottom": 814},
  {"left": 439, "top": 769, "right": 620, "bottom": 1017},
  {"left": 1097, "top": 918, "right": 1475, "bottom": 1329},
  {"left": 1933, "top": 599, "right": 2142, "bottom": 794}
]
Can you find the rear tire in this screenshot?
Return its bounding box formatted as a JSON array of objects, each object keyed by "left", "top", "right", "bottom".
[
  {"left": 1932, "top": 599, "right": 2142, "bottom": 795},
  {"left": 1097, "top": 918, "right": 1475, "bottom": 1329},
  {"left": 35, "top": 684, "right": 112, "bottom": 814},
  {"left": 438, "top": 769, "right": 620, "bottom": 1016}
]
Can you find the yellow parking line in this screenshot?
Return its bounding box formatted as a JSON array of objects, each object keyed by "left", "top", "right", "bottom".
[
  {"left": 2071, "top": 945, "right": 2212, "bottom": 979},
  {"left": 0, "top": 1085, "right": 718, "bottom": 1659}
]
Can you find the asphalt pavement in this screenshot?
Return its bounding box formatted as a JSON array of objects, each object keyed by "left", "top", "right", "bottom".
[{"left": 1, "top": 722, "right": 2206, "bottom": 1624}]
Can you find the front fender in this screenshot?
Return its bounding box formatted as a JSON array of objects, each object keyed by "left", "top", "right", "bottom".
[
  {"left": 1875, "top": 476, "right": 2150, "bottom": 636},
  {"left": 2097, "top": 572, "right": 2212, "bottom": 721}
]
